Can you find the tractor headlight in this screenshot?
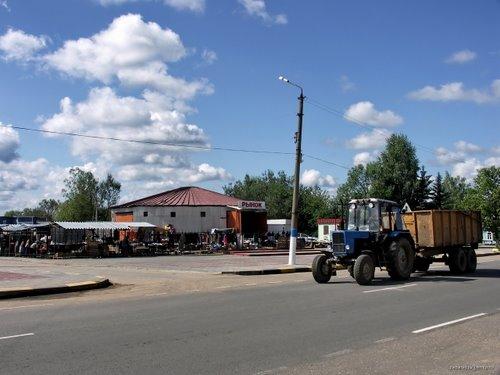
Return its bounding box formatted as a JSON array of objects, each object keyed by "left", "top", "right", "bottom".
[{"left": 345, "top": 245, "right": 350, "bottom": 250}]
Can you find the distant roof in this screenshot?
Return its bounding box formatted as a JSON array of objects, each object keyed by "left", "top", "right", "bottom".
[
  {"left": 317, "top": 218, "right": 342, "bottom": 225},
  {"left": 349, "top": 198, "right": 399, "bottom": 205},
  {"left": 112, "top": 186, "right": 241, "bottom": 208}
]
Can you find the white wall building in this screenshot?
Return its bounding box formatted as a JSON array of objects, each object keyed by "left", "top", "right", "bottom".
[
  {"left": 317, "top": 218, "right": 342, "bottom": 242},
  {"left": 111, "top": 186, "right": 267, "bottom": 234},
  {"left": 267, "top": 219, "right": 291, "bottom": 234}
]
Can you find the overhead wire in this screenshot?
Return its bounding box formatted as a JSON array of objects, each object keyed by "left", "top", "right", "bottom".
[
  {"left": 306, "top": 97, "right": 436, "bottom": 154},
  {"left": 9, "top": 125, "right": 350, "bottom": 169}
]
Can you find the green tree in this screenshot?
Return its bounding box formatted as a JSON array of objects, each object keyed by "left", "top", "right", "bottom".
[
  {"left": 413, "top": 166, "right": 432, "bottom": 209},
  {"left": 223, "top": 170, "right": 335, "bottom": 234},
  {"left": 37, "top": 199, "right": 60, "bottom": 220},
  {"left": 430, "top": 172, "right": 449, "bottom": 209},
  {"left": 55, "top": 168, "right": 121, "bottom": 221},
  {"left": 3, "top": 210, "right": 23, "bottom": 217},
  {"left": 442, "top": 172, "right": 470, "bottom": 209},
  {"left": 97, "top": 174, "right": 121, "bottom": 220},
  {"left": 368, "top": 134, "right": 419, "bottom": 205},
  {"left": 462, "top": 167, "right": 500, "bottom": 247}
]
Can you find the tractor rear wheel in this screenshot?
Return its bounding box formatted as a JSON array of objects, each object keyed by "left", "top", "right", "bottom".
[
  {"left": 353, "top": 254, "right": 374, "bottom": 285},
  {"left": 449, "top": 248, "right": 467, "bottom": 274},
  {"left": 386, "top": 238, "right": 415, "bottom": 280},
  {"left": 465, "top": 249, "right": 477, "bottom": 273},
  {"left": 312, "top": 254, "right": 332, "bottom": 283}
]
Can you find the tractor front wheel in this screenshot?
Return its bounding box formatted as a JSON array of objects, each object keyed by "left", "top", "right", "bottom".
[
  {"left": 312, "top": 254, "right": 332, "bottom": 283},
  {"left": 353, "top": 254, "right": 375, "bottom": 285}
]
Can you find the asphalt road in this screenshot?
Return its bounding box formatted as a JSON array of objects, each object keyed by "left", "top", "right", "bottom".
[{"left": 1, "top": 257, "right": 500, "bottom": 375}]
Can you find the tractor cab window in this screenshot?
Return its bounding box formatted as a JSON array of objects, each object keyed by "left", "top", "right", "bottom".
[
  {"left": 381, "top": 204, "right": 403, "bottom": 231},
  {"left": 348, "top": 202, "right": 379, "bottom": 231}
]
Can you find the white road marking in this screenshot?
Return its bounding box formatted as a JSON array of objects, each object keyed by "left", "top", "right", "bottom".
[
  {"left": 0, "top": 332, "right": 34, "bottom": 341},
  {"left": 374, "top": 337, "right": 396, "bottom": 344},
  {"left": 256, "top": 366, "right": 288, "bottom": 375},
  {"left": 0, "top": 303, "right": 54, "bottom": 311},
  {"left": 145, "top": 292, "right": 169, "bottom": 297},
  {"left": 324, "top": 349, "right": 352, "bottom": 357},
  {"left": 245, "top": 283, "right": 257, "bottom": 286},
  {"left": 412, "top": 313, "right": 487, "bottom": 334},
  {"left": 267, "top": 281, "right": 283, "bottom": 284},
  {"left": 216, "top": 285, "right": 232, "bottom": 289},
  {"left": 363, "top": 283, "right": 418, "bottom": 293},
  {"left": 188, "top": 289, "right": 200, "bottom": 292}
]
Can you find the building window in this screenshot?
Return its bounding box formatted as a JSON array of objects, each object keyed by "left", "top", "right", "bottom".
[
  {"left": 200, "top": 211, "right": 206, "bottom": 218},
  {"left": 170, "top": 212, "right": 176, "bottom": 218},
  {"left": 143, "top": 211, "right": 148, "bottom": 217},
  {"left": 323, "top": 225, "right": 329, "bottom": 235}
]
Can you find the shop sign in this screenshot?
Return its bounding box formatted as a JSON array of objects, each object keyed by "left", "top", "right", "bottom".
[{"left": 239, "top": 201, "right": 266, "bottom": 210}]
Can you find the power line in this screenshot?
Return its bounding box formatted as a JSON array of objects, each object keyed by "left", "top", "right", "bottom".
[
  {"left": 10, "top": 125, "right": 350, "bottom": 169},
  {"left": 10, "top": 125, "right": 294, "bottom": 156},
  {"left": 303, "top": 154, "right": 349, "bottom": 170},
  {"left": 306, "top": 97, "right": 436, "bottom": 154}
]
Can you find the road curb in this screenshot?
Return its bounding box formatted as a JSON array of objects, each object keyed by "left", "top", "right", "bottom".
[
  {"left": 0, "top": 278, "right": 112, "bottom": 299},
  {"left": 221, "top": 266, "right": 311, "bottom": 275},
  {"left": 477, "top": 252, "right": 500, "bottom": 258}
]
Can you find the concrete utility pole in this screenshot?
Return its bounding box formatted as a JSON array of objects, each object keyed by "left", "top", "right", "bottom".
[{"left": 278, "top": 75, "right": 304, "bottom": 265}]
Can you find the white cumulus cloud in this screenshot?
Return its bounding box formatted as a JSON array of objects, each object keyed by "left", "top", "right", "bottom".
[
  {"left": 346, "top": 129, "right": 391, "bottom": 150},
  {"left": 344, "top": 101, "right": 403, "bottom": 127},
  {"left": 408, "top": 80, "right": 500, "bottom": 104},
  {"left": 201, "top": 49, "right": 217, "bottom": 65},
  {"left": 0, "top": 123, "right": 20, "bottom": 162},
  {"left": 96, "top": 0, "right": 205, "bottom": 12},
  {"left": 301, "top": 169, "right": 336, "bottom": 189},
  {"left": 42, "top": 14, "right": 212, "bottom": 99},
  {"left": 0, "top": 28, "right": 48, "bottom": 61},
  {"left": 445, "top": 49, "right": 477, "bottom": 64},
  {"left": 238, "top": 0, "right": 288, "bottom": 25},
  {"left": 353, "top": 151, "right": 378, "bottom": 166},
  {"left": 433, "top": 141, "right": 499, "bottom": 181}
]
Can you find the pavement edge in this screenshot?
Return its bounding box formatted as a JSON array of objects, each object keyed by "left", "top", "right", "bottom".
[{"left": 0, "top": 278, "right": 112, "bottom": 299}]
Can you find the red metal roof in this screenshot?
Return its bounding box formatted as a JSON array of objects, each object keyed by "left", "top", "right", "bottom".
[
  {"left": 112, "top": 186, "right": 241, "bottom": 208},
  {"left": 317, "top": 218, "right": 341, "bottom": 225}
]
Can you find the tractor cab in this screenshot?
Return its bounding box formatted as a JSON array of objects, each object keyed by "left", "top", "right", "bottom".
[{"left": 330, "top": 198, "right": 403, "bottom": 258}]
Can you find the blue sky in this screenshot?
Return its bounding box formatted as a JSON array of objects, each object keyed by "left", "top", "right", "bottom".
[{"left": 0, "top": 0, "right": 499, "bottom": 211}]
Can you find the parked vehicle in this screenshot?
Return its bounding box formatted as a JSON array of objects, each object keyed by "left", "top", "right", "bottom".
[{"left": 312, "top": 198, "right": 482, "bottom": 285}]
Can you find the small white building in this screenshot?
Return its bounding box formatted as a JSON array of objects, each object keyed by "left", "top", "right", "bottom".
[
  {"left": 317, "top": 218, "right": 342, "bottom": 242},
  {"left": 267, "top": 219, "right": 290, "bottom": 234},
  {"left": 482, "top": 231, "right": 496, "bottom": 245}
]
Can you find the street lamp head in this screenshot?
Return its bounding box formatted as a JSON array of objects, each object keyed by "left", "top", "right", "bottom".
[{"left": 278, "top": 75, "right": 289, "bottom": 83}]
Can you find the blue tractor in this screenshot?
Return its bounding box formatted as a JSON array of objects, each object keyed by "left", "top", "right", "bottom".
[{"left": 312, "top": 198, "right": 416, "bottom": 285}]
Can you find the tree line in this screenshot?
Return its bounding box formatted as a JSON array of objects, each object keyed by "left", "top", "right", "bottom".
[
  {"left": 225, "top": 134, "right": 499, "bottom": 241},
  {"left": 4, "top": 168, "right": 121, "bottom": 222}
]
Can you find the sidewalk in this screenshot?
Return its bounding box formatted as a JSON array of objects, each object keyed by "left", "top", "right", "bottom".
[{"left": 0, "top": 266, "right": 110, "bottom": 299}]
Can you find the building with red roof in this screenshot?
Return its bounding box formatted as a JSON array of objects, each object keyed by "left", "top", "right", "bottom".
[{"left": 111, "top": 186, "right": 267, "bottom": 234}]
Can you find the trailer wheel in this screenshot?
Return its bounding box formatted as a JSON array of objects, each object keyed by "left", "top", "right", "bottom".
[
  {"left": 353, "top": 254, "right": 374, "bottom": 285},
  {"left": 465, "top": 249, "right": 477, "bottom": 273},
  {"left": 386, "top": 238, "right": 415, "bottom": 280},
  {"left": 449, "top": 248, "right": 467, "bottom": 274},
  {"left": 312, "top": 254, "right": 332, "bottom": 283}
]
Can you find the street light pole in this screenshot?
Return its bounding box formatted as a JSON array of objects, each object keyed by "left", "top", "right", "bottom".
[{"left": 278, "top": 76, "right": 304, "bottom": 266}]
